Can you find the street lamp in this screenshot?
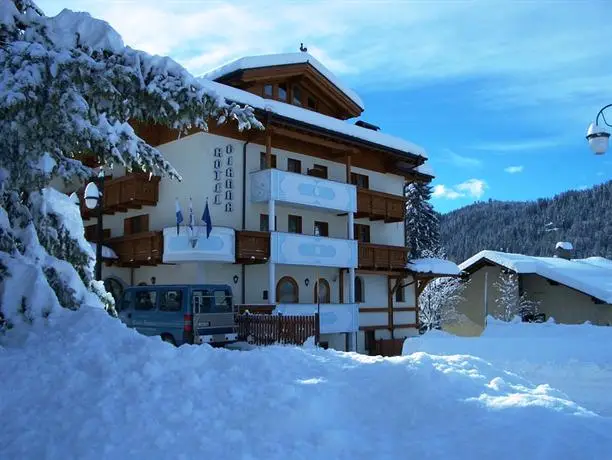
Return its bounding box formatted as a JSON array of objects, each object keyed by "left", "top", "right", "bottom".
[
  {"left": 72, "top": 170, "right": 105, "bottom": 281},
  {"left": 586, "top": 104, "right": 612, "bottom": 155}
]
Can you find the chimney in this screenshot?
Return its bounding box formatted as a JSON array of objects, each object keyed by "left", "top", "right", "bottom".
[{"left": 554, "top": 241, "right": 573, "bottom": 260}]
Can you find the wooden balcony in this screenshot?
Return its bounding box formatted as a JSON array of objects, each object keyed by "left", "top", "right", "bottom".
[
  {"left": 356, "top": 188, "right": 406, "bottom": 223},
  {"left": 79, "top": 173, "right": 160, "bottom": 219},
  {"left": 236, "top": 231, "right": 270, "bottom": 264},
  {"left": 106, "top": 231, "right": 163, "bottom": 267},
  {"left": 358, "top": 242, "right": 408, "bottom": 271}
]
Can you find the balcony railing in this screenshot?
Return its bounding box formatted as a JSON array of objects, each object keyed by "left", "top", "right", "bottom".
[
  {"left": 271, "top": 232, "right": 357, "bottom": 268},
  {"left": 236, "top": 231, "right": 270, "bottom": 264},
  {"left": 106, "top": 231, "right": 163, "bottom": 267},
  {"left": 356, "top": 188, "right": 406, "bottom": 223},
  {"left": 358, "top": 242, "right": 408, "bottom": 270},
  {"left": 79, "top": 173, "right": 160, "bottom": 219},
  {"left": 251, "top": 168, "right": 356, "bottom": 213}
]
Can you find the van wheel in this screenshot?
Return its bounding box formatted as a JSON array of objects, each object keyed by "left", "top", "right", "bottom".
[{"left": 161, "top": 334, "right": 177, "bottom": 347}]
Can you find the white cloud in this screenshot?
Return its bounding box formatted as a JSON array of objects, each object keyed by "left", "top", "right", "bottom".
[
  {"left": 432, "top": 179, "right": 487, "bottom": 200},
  {"left": 441, "top": 149, "right": 482, "bottom": 168},
  {"left": 504, "top": 165, "right": 524, "bottom": 174},
  {"left": 470, "top": 138, "right": 564, "bottom": 153},
  {"left": 456, "top": 179, "right": 487, "bottom": 198},
  {"left": 432, "top": 185, "right": 463, "bottom": 200}
]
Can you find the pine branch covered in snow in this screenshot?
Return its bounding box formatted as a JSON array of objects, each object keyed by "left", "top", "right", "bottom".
[
  {"left": 419, "top": 276, "right": 468, "bottom": 333},
  {"left": 0, "top": 0, "right": 261, "bottom": 331},
  {"left": 405, "top": 182, "right": 441, "bottom": 259}
]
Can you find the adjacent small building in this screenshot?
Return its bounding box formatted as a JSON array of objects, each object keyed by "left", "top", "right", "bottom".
[{"left": 449, "top": 244, "right": 612, "bottom": 336}]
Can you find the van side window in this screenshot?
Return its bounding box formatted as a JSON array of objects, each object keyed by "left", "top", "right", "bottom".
[
  {"left": 135, "top": 291, "right": 157, "bottom": 310},
  {"left": 120, "top": 291, "right": 132, "bottom": 312},
  {"left": 192, "top": 290, "right": 212, "bottom": 314},
  {"left": 160, "top": 290, "right": 182, "bottom": 312}
]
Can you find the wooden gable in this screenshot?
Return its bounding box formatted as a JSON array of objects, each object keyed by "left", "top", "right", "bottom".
[{"left": 214, "top": 63, "right": 363, "bottom": 120}]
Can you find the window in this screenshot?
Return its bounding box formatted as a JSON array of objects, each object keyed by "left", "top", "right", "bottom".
[
  {"left": 355, "top": 277, "right": 364, "bottom": 303},
  {"left": 263, "top": 84, "right": 273, "bottom": 97},
  {"left": 309, "top": 164, "right": 328, "bottom": 179},
  {"left": 278, "top": 83, "right": 287, "bottom": 101},
  {"left": 288, "top": 215, "right": 302, "bottom": 234},
  {"left": 120, "top": 290, "right": 132, "bottom": 312},
  {"left": 314, "top": 221, "right": 329, "bottom": 237},
  {"left": 213, "top": 289, "right": 232, "bottom": 313},
  {"left": 307, "top": 96, "right": 317, "bottom": 110},
  {"left": 395, "top": 284, "right": 405, "bottom": 303},
  {"left": 315, "top": 278, "right": 331, "bottom": 303},
  {"left": 135, "top": 290, "right": 157, "bottom": 310},
  {"left": 292, "top": 85, "right": 302, "bottom": 106},
  {"left": 260, "top": 214, "right": 277, "bottom": 232},
  {"left": 259, "top": 152, "right": 277, "bottom": 170},
  {"left": 354, "top": 224, "right": 371, "bottom": 243},
  {"left": 277, "top": 276, "right": 299, "bottom": 303},
  {"left": 192, "top": 290, "right": 212, "bottom": 314},
  {"left": 351, "top": 172, "right": 369, "bottom": 189},
  {"left": 287, "top": 158, "right": 302, "bottom": 174},
  {"left": 160, "top": 289, "right": 183, "bottom": 312}
]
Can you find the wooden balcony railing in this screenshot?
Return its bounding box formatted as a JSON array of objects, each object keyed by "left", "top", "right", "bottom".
[
  {"left": 236, "top": 231, "right": 270, "bottom": 264},
  {"left": 358, "top": 242, "right": 408, "bottom": 270},
  {"left": 106, "top": 231, "right": 163, "bottom": 267},
  {"left": 79, "top": 173, "right": 160, "bottom": 219},
  {"left": 356, "top": 188, "right": 406, "bottom": 223}
]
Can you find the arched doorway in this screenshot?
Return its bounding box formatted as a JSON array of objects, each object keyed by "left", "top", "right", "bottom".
[
  {"left": 276, "top": 276, "right": 299, "bottom": 303},
  {"left": 314, "top": 278, "right": 330, "bottom": 304}
]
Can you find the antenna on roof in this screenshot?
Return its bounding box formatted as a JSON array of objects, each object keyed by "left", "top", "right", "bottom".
[{"left": 299, "top": 43, "right": 308, "bottom": 52}]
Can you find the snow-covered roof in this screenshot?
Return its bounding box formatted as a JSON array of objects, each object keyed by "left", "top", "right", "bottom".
[
  {"left": 198, "top": 78, "right": 427, "bottom": 159},
  {"left": 459, "top": 250, "right": 612, "bottom": 304},
  {"left": 202, "top": 52, "right": 365, "bottom": 110},
  {"left": 556, "top": 241, "right": 573, "bottom": 251},
  {"left": 89, "top": 242, "right": 118, "bottom": 260},
  {"left": 415, "top": 163, "right": 434, "bottom": 176},
  {"left": 407, "top": 258, "right": 461, "bottom": 276}
]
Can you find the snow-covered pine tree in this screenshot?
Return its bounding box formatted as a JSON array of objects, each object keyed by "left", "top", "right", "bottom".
[
  {"left": 0, "top": 0, "right": 260, "bottom": 331},
  {"left": 419, "top": 276, "right": 468, "bottom": 333},
  {"left": 405, "top": 182, "right": 440, "bottom": 259},
  {"left": 492, "top": 271, "right": 540, "bottom": 321}
]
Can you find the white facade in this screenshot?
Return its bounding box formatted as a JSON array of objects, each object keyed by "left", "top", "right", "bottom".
[{"left": 87, "top": 129, "right": 417, "bottom": 353}]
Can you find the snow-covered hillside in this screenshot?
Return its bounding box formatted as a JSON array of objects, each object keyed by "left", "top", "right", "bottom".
[
  {"left": 1, "top": 309, "right": 611, "bottom": 459},
  {"left": 406, "top": 318, "right": 612, "bottom": 417}
]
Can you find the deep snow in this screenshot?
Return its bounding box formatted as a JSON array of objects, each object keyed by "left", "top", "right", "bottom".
[
  {"left": 406, "top": 318, "right": 612, "bottom": 417},
  {"left": 1, "top": 309, "right": 611, "bottom": 459}
]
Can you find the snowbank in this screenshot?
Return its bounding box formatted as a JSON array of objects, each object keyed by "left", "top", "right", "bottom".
[
  {"left": 1, "top": 309, "right": 611, "bottom": 459},
  {"left": 405, "top": 318, "right": 612, "bottom": 416}
]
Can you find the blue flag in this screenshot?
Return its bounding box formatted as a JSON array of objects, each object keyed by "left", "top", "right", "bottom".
[
  {"left": 175, "top": 199, "right": 183, "bottom": 235},
  {"left": 202, "top": 199, "right": 212, "bottom": 239}
]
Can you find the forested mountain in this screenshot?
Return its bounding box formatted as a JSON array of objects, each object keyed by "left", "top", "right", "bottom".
[{"left": 439, "top": 181, "right": 612, "bottom": 263}]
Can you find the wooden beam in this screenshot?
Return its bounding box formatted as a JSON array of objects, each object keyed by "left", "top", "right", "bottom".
[
  {"left": 393, "top": 307, "right": 417, "bottom": 312},
  {"left": 265, "top": 127, "right": 272, "bottom": 169},
  {"left": 416, "top": 278, "right": 432, "bottom": 297},
  {"left": 346, "top": 153, "right": 352, "bottom": 184},
  {"left": 339, "top": 268, "right": 344, "bottom": 304},
  {"left": 393, "top": 323, "right": 418, "bottom": 329},
  {"left": 359, "top": 307, "right": 388, "bottom": 313},
  {"left": 387, "top": 276, "right": 394, "bottom": 337},
  {"left": 356, "top": 269, "right": 406, "bottom": 276},
  {"left": 272, "top": 125, "right": 355, "bottom": 152},
  {"left": 359, "top": 325, "right": 390, "bottom": 331}
]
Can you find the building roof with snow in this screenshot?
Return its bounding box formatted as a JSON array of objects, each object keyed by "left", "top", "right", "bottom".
[
  {"left": 459, "top": 250, "right": 612, "bottom": 304},
  {"left": 202, "top": 52, "right": 365, "bottom": 110},
  {"left": 407, "top": 258, "right": 461, "bottom": 276},
  {"left": 198, "top": 78, "right": 428, "bottom": 161}
]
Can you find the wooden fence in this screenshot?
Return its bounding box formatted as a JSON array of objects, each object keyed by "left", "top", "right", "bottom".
[
  {"left": 373, "top": 339, "right": 404, "bottom": 357},
  {"left": 236, "top": 313, "right": 319, "bottom": 346}
]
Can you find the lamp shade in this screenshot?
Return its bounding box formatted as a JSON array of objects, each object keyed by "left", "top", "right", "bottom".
[
  {"left": 84, "top": 181, "right": 100, "bottom": 210},
  {"left": 586, "top": 122, "right": 610, "bottom": 155}
]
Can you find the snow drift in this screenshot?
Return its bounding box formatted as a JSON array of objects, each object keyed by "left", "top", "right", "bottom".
[
  {"left": 405, "top": 318, "right": 612, "bottom": 416},
  {"left": 1, "top": 309, "right": 611, "bottom": 459}
]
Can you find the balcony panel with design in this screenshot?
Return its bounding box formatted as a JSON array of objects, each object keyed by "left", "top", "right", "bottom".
[
  {"left": 271, "top": 232, "right": 357, "bottom": 268},
  {"left": 107, "top": 231, "right": 163, "bottom": 267},
  {"left": 163, "top": 226, "right": 235, "bottom": 264},
  {"left": 356, "top": 188, "right": 406, "bottom": 223},
  {"left": 358, "top": 242, "right": 408, "bottom": 270},
  {"left": 236, "top": 231, "right": 270, "bottom": 264},
  {"left": 251, "top": 168, "right": 356, "bottom": 213}
]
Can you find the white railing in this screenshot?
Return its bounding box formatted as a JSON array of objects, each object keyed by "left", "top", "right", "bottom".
[{"left": 270, "top": 232, "right": 357, "bottom": 268}]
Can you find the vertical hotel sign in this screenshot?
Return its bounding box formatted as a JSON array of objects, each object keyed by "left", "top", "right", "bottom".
[{"left": 213, "top": 144, "right": 234, "bottom": 212}]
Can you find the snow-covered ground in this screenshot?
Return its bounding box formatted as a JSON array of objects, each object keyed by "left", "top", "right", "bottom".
[
  {"left": 1, "top": 309, "right": 611, "bottom": 459},
  {"left": 405, "top": 318, "right": 612, "bottom": 417}
]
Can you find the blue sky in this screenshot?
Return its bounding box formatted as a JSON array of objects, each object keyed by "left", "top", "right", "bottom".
[{"left": 39, "top": 0, "right": 612, "bottom": 213}]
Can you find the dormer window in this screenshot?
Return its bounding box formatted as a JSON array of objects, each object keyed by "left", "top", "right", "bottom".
[
  {"left": 292, "top": 85, "right": 302, "bottom": 106},
  {"left": 263, "top": 84, "right": 273, "bottom": 97},
  {"left": 307, "top": 96, "right": 317, "bottom": 110},
  {"left": 278, "top": 83, "right": 287, "bottom": 101}
]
